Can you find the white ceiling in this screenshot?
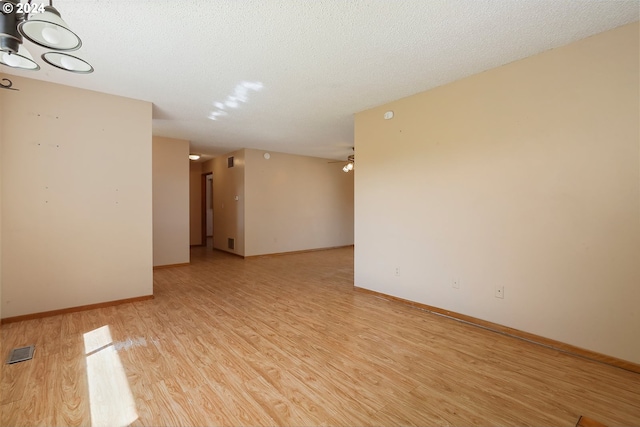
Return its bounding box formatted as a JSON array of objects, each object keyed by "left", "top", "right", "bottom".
[{"left": 4, "top": 0, "right": 639, "bottom": 161}]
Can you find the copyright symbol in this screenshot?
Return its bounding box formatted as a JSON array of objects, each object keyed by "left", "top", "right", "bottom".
[{"left": 2, "top": 2, "right": 14, "bottom": 14}]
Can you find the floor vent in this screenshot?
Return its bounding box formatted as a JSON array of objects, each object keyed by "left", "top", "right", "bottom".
[{"left": 6, "top": 345, "right": 35, "bottom": 364}]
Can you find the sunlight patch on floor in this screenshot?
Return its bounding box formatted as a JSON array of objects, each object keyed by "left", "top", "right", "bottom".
[{"left": 84, "top": 325, "right": 138, "bottom": 427}]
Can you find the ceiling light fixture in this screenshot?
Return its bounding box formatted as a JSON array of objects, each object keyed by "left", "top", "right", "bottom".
[
  {"left": 0, "top": 0, "right": 93, "bottom": 73},
  {"left": 1, "top": 42, "right": 38, "bottom": 69},
  {"left": 189, "top": 154, "right": 201, "bottom": 161},
  {"left": 42, "top": 51, "right": 92, "bottom": 73},
  {"left": 342, "top": 155, "right": 355, "bottom": 173}
]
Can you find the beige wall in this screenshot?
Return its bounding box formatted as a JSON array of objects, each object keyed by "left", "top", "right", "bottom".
[
  {"left": 152, "top": 136, "right": 190, "bottom": 266},
  {"left": 354, "top": 23, "right": 640, "bottom": 364},
  {"left": 0, "top": 86, "right": 3, "bottom": 321},
  {"left": 244, "top": 149, "right": 354, "bottom": 256},
  {"left": 0, "top": 75, "right": 153, "bottom": 318},
  {"left": 212, "top": 150, "right": 245, "bottom": 255},
  {"left": 201, "top": 159, "right": 214, "bottom": 175},
  {"left": 205, "top": 148, "right": 355, "bottom": 257},
  {"left": 189, "top": 161, "right": 203, "bottom": 245}
]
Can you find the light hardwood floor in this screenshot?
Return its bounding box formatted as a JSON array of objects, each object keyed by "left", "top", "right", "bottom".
[{"left": 1, "top": 246, "right": 639, "bottom": 426}]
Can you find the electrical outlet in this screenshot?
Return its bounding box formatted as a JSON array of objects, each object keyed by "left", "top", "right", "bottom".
[
  {"left": 394, "top": 267, "right": 400, "bottom": 276},
  {"left": 452, "top": 279, "right": 460, "bottom": 289},
  {"left": 495, "top": 285, "right": 504, "bottom": 299}
]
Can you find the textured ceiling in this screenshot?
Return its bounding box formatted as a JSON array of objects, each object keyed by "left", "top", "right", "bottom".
[{"left": 3, "top": 0, "right": 639, "bottom": 161}]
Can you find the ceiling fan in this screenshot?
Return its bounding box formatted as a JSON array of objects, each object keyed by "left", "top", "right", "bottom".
[
  {"left": 341, "top": 154, "right": 355, "bottom": 173},
  {"left": 328, "top": 149, "right": 355, "bottom": 173}
]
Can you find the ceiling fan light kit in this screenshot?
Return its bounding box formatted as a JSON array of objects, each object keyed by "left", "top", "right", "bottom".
[
  {"left": 0, "top": 0, "right": 93, "bottom": 73},
  {"left": 19, "top": 5, "right": 81, "bottom": 50},
  {"left": 329, "top": 149, "right": 355, "bottom": 173},
  {"left": 42, "top": 51, "right": 92, "bottom": 73},
  {"left": 342, "top": 154, "right": 355, "bottom": 173},
  {"left": 1, "top": 42, "right": 38, "bottom": 69}
]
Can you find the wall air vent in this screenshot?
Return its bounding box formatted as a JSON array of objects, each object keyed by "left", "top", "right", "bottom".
[
  {"left": 227, "top": 156, "right": 234, "bottom": 168},
  {"left": 228, "top": 238, "right": 235, "bottom": 250},
  {"left": 6, "top": 345, "right": 35, "bottom": 364}
]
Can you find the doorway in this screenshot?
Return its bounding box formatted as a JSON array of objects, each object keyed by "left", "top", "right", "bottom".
[{"left": 201, "top": 173, "right": 213, "bottom": 248}]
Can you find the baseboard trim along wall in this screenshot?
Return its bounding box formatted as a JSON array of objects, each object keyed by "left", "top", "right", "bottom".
[
  {"left": 0, "top": 295, "right": 154, "bottom": 324},
  {"left": 245, "top": 244, "right": 355, "bottom": 259},
  {"left": 354, "top": 287, "right": 640, "bottom": 374},
  {"left": 153, "top": 262, "right": 190, "bottom": 270}
]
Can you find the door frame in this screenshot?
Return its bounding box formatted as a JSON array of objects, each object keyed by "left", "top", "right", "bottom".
[{"left": 201, "top": 172, "right": 213, "bottom": 246}]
